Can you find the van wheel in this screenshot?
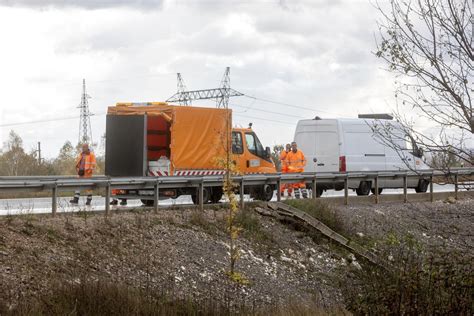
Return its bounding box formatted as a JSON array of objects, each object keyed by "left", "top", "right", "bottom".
[
  {"left": 371, "top": 188, "right": 383, "bottom": 195},
  {"left": 210, "top": 187, "right": 223, "bottom": 204},
  {"left": 191, "top": 187, "right": 211, "bottom": 205},
  {"left": 141, "top": 199, "right": 154, "bottom": 206},
  {"left": 356, "top": 181, "right": 371, "bottom": 196},
  {"left": 415, "top": 180, "right": 429, "bottom": 193}
]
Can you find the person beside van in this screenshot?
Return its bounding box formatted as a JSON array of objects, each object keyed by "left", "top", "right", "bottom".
[
  {"left": 286, "top": 142, "right": 308, "bottom": 199},
  {"left": 279, "top": 143, "right": 292, "bottom": 196}
]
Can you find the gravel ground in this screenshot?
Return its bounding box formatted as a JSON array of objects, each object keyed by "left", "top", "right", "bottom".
[{"left": 1, "top": 197, "right": 472, "bottom": 311}]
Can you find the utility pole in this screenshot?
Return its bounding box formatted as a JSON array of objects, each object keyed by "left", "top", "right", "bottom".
[
  {"left": 37, "top": 141, "right": 41, "bottom": 164},
  {"left": 78, "top": 79, "right": 93, "bottom": 145}
]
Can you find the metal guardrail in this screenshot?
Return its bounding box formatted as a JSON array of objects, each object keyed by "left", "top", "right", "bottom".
[{"left": 1, "top": 168, "right": 473, "bottom": 216}]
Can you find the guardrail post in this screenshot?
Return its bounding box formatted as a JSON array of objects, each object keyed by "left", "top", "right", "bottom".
[
  {"left": 403, "top": 174, "right": 408, "bottom": 203},
  {"left": 52, "top": 183, "right": 57, "bottom": 217},
  {"left": 312, "top": 176, "right": 317, "bottom": 200},
  {"left": 199, "top": 181, "right": 204, "bottom": 212},
  {"left": 154, "top": 181, "right": 159, "bottom": 213},
  {"left": 277, "top": 177, "right": 281, "bottom": 202},
  {"left": 454, "top": 172, "right": 458, "bottom": 200},
  {"left": 344, "top": 176, "right": 348, "bottom": 205},
  {"left": 430, "top": 174, "right": 434, "bottom": 202},
  {"left": 240, "top": 179, "right": 245, "bottom": 210},
  {"left": 374, "top": 176, "right": 379, "bottom": 204},
  {"left": 105, "top": 182, "right": 110, "bottom": 216}
]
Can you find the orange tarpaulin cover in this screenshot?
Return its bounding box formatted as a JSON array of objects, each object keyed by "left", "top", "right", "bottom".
[{"left": 107, "top": 103, "right": 232, "bottom": 172}]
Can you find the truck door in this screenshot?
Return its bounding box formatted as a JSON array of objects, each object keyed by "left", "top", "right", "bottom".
[
  {"left": 105, "top": 114, "right": 147, "bottom": 177},
  {"left": 242, "top": 132, "right": 274, "bottom": 173}
]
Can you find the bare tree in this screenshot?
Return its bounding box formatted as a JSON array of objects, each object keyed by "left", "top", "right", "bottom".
[{"left": 375, "top": 0, "right": 473, "bottom": 167}]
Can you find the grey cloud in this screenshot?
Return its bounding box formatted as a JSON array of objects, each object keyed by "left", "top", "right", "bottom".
[{"left": 0, "top": 0, "right": 163, "bottom": 10}]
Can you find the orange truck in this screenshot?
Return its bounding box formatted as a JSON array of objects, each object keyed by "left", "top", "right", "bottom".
[{"left": 105, "top": 102, "right": 276, "bottom": 204}]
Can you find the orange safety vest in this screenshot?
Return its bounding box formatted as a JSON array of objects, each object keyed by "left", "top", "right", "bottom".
[
  {"left": 75, "top": 151, "right": 96, "bottom": 178},
  {"left": 286, "top": 149, "right": 306, "bottom": 173},
  {"left": 280, "top": 150, "right": 289, "bottom": 172}
]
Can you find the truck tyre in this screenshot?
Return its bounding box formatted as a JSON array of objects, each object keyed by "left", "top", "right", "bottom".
[
  {"left": 141, "top": 199, "right": 154, "bottom": 207},
  {"left": 356, "top": 181, "right": 371, "bottom": 196},
  {"left": 191, "top": 187, "right": 210, "bottom": 205},
  {"left": 371, "top": 188, "right": 383, "bottom": 195},
  {"left": 256, "top": 185, "right": 273, "bottom": 201},
  {"left": 315, "top": 187, "right": 323, "bottom": 197},
  {"left": 261, "top": 184, "right": 273, "bottom": 201},
  {"left": 415, "top": 180, "right": 429, "bottom": 193},
  {"left": 210, "top": 187, "right": 223, "bottom": 204}
]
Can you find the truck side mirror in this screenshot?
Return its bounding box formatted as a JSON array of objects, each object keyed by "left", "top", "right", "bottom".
[
  {"left": 313, "top": 157, "right": 318, "bottom": 163},
  {"left": 265, "top": 146, "right": 271, "bottom": 158}
]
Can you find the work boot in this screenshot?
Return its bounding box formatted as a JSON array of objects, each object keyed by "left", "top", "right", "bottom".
[
  {"left": 302, "top": 189, "right": 308, "bottom": 199},
  {"left": 85, "top": 197, "right": 92, "bottom": 206},
  {"left": 120, "top": 199, "right": 128, "bottom": 206},
  {"left": 69, "top": 196, "right": 79, "bottom": 204},
  {"left": 295, "top": 189, "right": 301, "bottom": 199}
]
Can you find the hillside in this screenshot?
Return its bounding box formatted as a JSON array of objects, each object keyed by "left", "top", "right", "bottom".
[{"left": 1, "top": 198, "right": 473, "bottom": 315}]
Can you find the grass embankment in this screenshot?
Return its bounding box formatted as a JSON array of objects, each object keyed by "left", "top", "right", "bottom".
[{"left": 285, "top": 199, "right": 473, "bottom": 315}]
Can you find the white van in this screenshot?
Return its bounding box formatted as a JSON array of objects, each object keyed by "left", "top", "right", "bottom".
[{"left": 294, "top": 115, "right": 430, "bottom": 196}]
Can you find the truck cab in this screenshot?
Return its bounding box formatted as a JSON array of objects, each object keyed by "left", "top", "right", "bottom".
[{"left": 231, "top": 127, "right": 275, "bottom": 174}]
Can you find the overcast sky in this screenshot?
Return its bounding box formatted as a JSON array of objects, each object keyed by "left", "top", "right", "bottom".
[{"left": 0, "top": 0, "right": 403, "bottom": 158}]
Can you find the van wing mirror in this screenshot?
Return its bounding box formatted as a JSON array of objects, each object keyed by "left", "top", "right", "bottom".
[{"left": 265, "top": 146, "right": 271, "bottom": 158}]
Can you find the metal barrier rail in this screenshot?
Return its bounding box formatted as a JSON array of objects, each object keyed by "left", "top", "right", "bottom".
[{"left": 1, "top": 168, "right": 473, "bottom": 216}]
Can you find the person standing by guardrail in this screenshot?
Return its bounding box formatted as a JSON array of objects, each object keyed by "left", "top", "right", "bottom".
[
  {"left": 70, "top": 143, "right": 96, "bottom": 206},
  {"left": 286, "top": 141, "right": 308, "bottom": 199},
  {"left": 280, "top": 143, "right": 292, "bottom": 197}
]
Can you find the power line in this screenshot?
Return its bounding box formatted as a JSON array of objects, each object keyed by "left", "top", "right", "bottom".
[
  {"left": 230, "top": 103, "right": 304, "bottom": 119},
  {"left": 243, "top": 94, "right": 344, "bottom": 116},
  {"left": 234, "top": 113, "right": 295, "bottom": 125},
  {"left": 0, "top": 112, "right": 106, "bottom": 128}
]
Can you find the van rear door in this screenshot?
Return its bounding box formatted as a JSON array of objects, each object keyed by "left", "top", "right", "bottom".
[{"left": 294, "top": 120, "right": 339, "bottom": 172}]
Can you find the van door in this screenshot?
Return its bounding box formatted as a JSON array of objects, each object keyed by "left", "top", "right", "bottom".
[{"left": 294, "top": 121, "right": 339, "bottom": 173}]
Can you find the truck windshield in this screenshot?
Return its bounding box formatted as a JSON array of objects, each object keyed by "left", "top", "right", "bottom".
[{"left": 245, "top": 132, "right": 265, "bottom": 158}]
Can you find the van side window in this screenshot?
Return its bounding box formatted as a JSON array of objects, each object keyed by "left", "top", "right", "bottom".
[
  {"left": 232, "top": 132, "right": 243, "bottom": 154},
  {"left": 245, "top": 132, "right": 265, "bottom": 158}
]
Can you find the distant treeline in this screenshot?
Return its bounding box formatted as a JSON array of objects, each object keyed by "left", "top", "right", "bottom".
[{"left": 0, "top": 130, "right": 104, "bottom": 176}]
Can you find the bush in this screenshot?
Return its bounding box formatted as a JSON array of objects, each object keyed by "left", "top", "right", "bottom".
[{"left": 342, "top": 234, "right": 474, "bottom": 315}]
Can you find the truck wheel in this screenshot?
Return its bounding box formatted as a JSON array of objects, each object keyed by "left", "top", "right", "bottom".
[
  {"left": 191, "top": 187, "right": 210, "bottom": 205},
  {"left": 315, "top": 187, "right": 323, "bottom": 197},
  {"left": 210, "top": 187, "right": 223, "bottom": 204},
  {"left": 252, "top": 185, "right": 273, "bottom": 201},
  {"left": 415, "top": 180, "right": 429, "bottom": 193},
  {"left": 356, "top": 181, "right": 371, "bottom": 196},
  {"left": 259, "top": 185, "right": 274, "bottom": 201},
  {"left": 141, "top": 199, "right": 154, "bottom": 207},
  {"left": 371, "top": 188, "right": 383, "bottom": 195}
]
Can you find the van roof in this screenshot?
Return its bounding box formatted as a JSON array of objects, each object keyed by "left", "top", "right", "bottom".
[{"left": 298, "top": 118, "right": 382, "bottom": 124}]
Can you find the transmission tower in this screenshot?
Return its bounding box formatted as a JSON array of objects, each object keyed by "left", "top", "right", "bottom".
[
  {"left": 167, "top": 67, "right": 243, "bottom": 108},
  {"left": 176, "top": 73, "right": 189, "bottom": 106},
  {"left": 216, "top": 67, "right": 230, "bottom": 109},
  {"left": 78, "top": 79, "right": 93, "bottom": 145}
]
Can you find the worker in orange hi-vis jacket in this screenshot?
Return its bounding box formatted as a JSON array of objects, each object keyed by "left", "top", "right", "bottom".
[
  {"left": 286, "top": 141, "right": 308, "bottom": 199},
  {"left": 279, "top": 144, "right": 292, "bottom": 196},
  {"left": 69, "top": 143, "right": 96, "bottom": 206}
]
